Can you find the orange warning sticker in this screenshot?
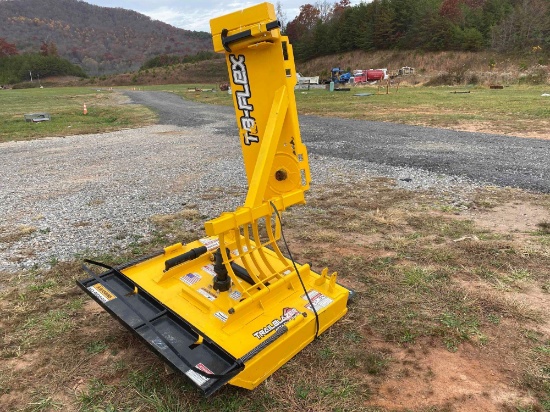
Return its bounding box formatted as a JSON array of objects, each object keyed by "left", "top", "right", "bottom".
[{"left": 88, "top": 284, "right": 116, "bottom": 303}]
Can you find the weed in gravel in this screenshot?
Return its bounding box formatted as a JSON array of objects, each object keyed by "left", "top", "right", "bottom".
[
  {"left": 0, "top": 225, "right": 36, "bottom": 243},
  {"left": 537, "top": 221, "right": 550, "bottom": 235},
  {"left": 27, "top": 395, "right": 63, "bottom": 412},
  {"left": 150, "top": 208, "right": 203, "bottom": 226}
]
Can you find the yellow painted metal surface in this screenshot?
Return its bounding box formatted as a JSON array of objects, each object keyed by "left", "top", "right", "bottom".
[
  {"left": 111, "top": 2, "right": 349, "bottom": 391},
  {"left": 122, "top": 236, "right": 349, "bottom": 353},
  {"left": 209, "top": 2, "right": 310, "bottom": 213}
]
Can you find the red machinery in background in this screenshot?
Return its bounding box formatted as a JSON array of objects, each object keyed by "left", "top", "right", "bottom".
[{"left": 352, "top": 69, "right": 386, "bottom": 84}]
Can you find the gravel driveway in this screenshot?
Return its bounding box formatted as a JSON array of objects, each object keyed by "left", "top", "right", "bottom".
[
  {"left": 1, "top": 91, "right": 546, "bottom": 271},
  {"left": 127, "top": 91, "right": 550, "bottom": 193}
]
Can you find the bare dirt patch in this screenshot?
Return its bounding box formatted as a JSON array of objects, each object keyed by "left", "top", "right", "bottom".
[
  {"left": 286, "top": 181, "right": 550, "bottom": 411},
  {"left": 372, "top": 343, "right": 535, "bottom": 411},
  {"left": 467, "top": 202, "right": 550, "bottom": 233},
  {"left": 456, "top": 121, "right": 550, "bottom": 141}
]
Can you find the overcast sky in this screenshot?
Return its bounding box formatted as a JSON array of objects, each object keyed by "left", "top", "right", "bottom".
[{"left": 83, "top": 1, "right": 362, "bottom": 32}]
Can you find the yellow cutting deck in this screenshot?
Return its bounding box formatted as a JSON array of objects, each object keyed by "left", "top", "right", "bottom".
[{"left": 118, "top": 236, "right": 349, "bottom": 389}]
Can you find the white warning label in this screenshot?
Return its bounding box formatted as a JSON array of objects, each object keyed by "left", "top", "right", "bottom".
[
  {"left": 231, "top": 246, "right": 248, "bottom": 256},
  {"left": 302, "top": 290, "right": 333, "bottom": 312},
  {"left": 199, "top": 237, "right": 219, "bottom": 251},
  {"left": 229, "top": 290, "right": 242, "bottom": 301},
  {"left": 88, "top": 284, "right": 116, "bottom": 303},
  {"left": 185, "top": 363, "right": 213, "bottom": 386},
  {"left": 202, "top": 264, "right": 216, "bottom": 277},
  {"left": 197, "top": 287, "right": 217, "bottom": 301},
  {"left": 214, "top": 311, "right": 229, "bottom": 323}
]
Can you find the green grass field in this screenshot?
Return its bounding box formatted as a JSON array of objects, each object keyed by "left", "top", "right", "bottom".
[
  {"left": 1, "top": 181, "right": 549, "bottom": 411},
  {"left": 2, "top": 84, "right": 548, "bottom": 142},
  {"left": 181, "top": 83, "right": 550, "bottom": 138},
  {"left": 0, "top": 87, "right": 156, "bottom": 143}
]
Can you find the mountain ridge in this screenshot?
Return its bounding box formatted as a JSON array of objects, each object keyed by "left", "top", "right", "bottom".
[{"left": 0, "top": 0, "right": 212, "bottom": 74}]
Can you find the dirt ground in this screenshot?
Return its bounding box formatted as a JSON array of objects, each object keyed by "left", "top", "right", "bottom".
[
  {"left": 342, "top": 200, "right": 548, "bottom": 412},
  {"left": 456, "top": 122, "right": 550, "bottom": 141}
]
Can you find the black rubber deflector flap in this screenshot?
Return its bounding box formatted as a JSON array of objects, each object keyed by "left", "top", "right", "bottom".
[{"left": 77, "top": 265, "right": 241, "bottom": 396}]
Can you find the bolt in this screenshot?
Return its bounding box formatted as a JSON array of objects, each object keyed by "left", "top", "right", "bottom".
[{"left": 275, "top": 169, "right": 287, "bottom": 181}]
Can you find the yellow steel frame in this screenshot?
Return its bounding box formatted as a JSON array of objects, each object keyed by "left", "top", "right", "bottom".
[{"left": 105, "top": 2, "right": 349, "bottom": 391}]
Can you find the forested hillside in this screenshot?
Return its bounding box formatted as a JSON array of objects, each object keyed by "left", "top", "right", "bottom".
[
  {"left": 0, "top": 53, "right": 87, "bottom": 84},
  {"left": 0, "top": 0, "right": 211, "bottom": 75},
  {"left": 1, "top": 0, "right": 547, "bottom": 81},
  {"left": 286, "top": 0, "right": 550, "bottom": 61}
]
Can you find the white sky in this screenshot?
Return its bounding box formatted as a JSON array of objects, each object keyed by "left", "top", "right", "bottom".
[{"left": 84, "top": 1, "right": 362, "bottom": 32}]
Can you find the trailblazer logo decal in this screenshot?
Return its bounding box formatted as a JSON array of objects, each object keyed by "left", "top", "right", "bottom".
[
  {"left": 229, "top": 54, "right": 259, "bottom": 146},
  {"left": 252, "top": 307, "right": 300, "bottom": 340}
]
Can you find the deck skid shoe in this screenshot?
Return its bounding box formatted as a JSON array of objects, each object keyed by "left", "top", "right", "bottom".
[{"left": 78, "top": 2, "right": 350, "bottom": 395}]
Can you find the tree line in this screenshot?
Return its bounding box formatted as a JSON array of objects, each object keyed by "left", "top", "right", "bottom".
[
  {"left": 0, "top": 39, "right": 86, "bottom": 85},
  {"left": 282, "top": 0, "right": 550, "bottom": 61},
  {"left": 139, "top": 51, "right": 223, "bottom": 71}
]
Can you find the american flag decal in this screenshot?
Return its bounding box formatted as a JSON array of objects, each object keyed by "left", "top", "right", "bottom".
[{"left": 180, "top": 272, "right": 202, "bottom": 285}]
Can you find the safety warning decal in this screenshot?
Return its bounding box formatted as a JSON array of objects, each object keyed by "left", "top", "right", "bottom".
[
  {"left": 214, "top": 311, "right": 228, "bottom": 323},
  {"left": 231, "top": 246, "right": 248, "bottom": 256},
  {"left": 185, "top": 363, "right": 213, "bottom": 386},
  {"left": 252, "top": 307, "right": 300, "bottom": 340},
  {"left": 197, "top": 287, "right": 217, "bottom": 301},
  {"left": 202, "top": 264, "right": 216, "bottom": 277},
  {"left": 88, "top": 284, "right": 116, "bottom": 303},
  {"left": 199, "top": 237, "right": 219, "bottom": 251},
  {"left": 302, "top": 290, "right": 333, "bottom": 312},
  {"left": 180, "top": 272, "right": 201, "bottom": 286}
]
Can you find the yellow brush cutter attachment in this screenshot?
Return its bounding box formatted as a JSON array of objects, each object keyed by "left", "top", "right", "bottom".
[{"left": 78, "top": 2, "right": 350, "bottom": 396}]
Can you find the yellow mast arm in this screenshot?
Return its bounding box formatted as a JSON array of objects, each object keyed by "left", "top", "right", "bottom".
[
  {"left": 244, "top": 84, "right": 289, "bottom": 208},
  {"left": 206, "top": 2, "right": 310, "bottom": 236}
]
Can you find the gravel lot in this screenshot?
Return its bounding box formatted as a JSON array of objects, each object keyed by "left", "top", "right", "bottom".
[
  {"left": 302, "top": 115, "right": 550, "bottom": 193},
  {"left": 1, "top": 91, "right": 546, "bottom": 271}
]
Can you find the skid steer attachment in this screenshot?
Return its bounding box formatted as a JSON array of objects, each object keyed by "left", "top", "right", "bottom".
[{"left": 77, "top": 2, "right": 350, "bottom": 396}]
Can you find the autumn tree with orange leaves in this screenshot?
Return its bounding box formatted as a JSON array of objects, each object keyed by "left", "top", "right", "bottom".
[{"left": 0, "top": 38, "right": 18, "bottom": 57}]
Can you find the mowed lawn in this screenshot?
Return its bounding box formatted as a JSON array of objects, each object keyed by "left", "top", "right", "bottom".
[
  {"left": 0, "top": 86, "right": 156, "bottom": 143},
  {"left": 2, "top": 83, "right": 549, "bottom": 142},
  {"left": 182, "top": 83, "right": 550, "bottom": 139}
]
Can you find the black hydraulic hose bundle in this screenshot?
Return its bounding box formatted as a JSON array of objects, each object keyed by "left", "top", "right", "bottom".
[{"left": 164, "top": 245, "right": 208, "bottom": 271}]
